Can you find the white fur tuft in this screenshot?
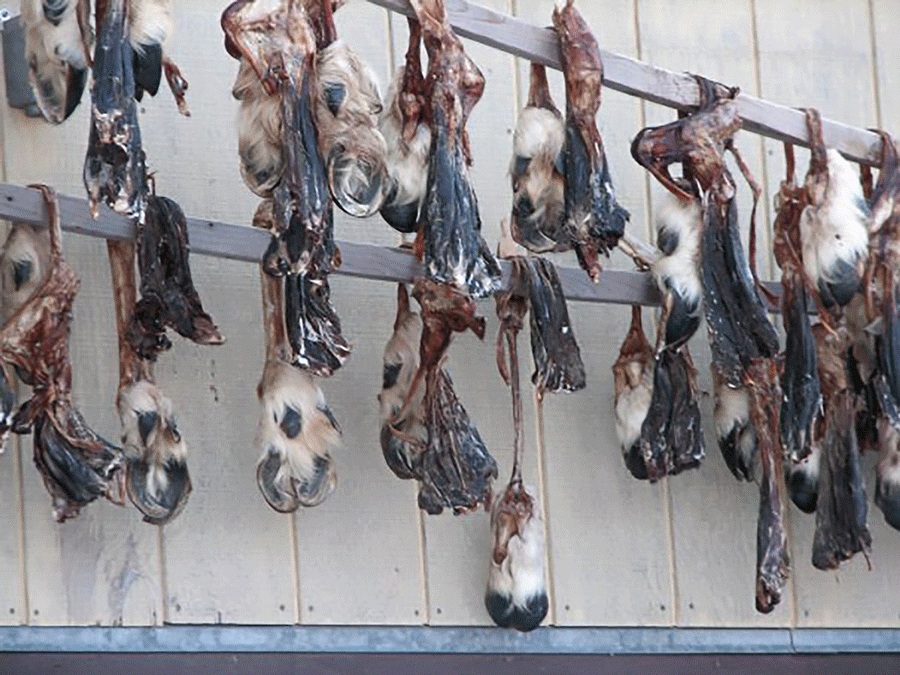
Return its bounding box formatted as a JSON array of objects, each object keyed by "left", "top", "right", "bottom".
[
  {"left": 801, "top": 149, "right": 870, "bottom": 290},
  {"left": 614, "top": 362, "right": 652, "bottom": 452},
  {"left": 652, "top": 193, "right": 702, "bottom": 307},
  {"left": 487, "top": 485, "right": 548, "bottom": 611},
  {"left": 129, "top": 0, "right": 173, "bottom": 50}
]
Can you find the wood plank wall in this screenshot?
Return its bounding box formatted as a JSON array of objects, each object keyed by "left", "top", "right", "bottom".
[{"left": 1, "top": 0, "right": 899, "bottom": 628}]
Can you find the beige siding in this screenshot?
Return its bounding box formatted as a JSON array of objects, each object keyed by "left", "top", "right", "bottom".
[{"left": 0, "top": 0, "right": 898, "bottom": 629}]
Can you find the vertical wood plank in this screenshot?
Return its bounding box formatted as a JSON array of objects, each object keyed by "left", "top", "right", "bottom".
[
  {"left": 753, "top": 0, "right": 900, "bottom": 628},
  {"left": 291, "top": 1, "right": 426, "bottom": 625},
  {"left": 148, "top": 3, "right": 297, "bottom": 624},
  {"left": 0, "top": 37, "right": 26, "bottom": 626},
  {"left": 638, "top": 0, "right": 791, "bottom": 627}
]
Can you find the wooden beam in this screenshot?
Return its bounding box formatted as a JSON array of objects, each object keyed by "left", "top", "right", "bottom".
[
  {"left": 0, "top": 183, "right": 662, "bottom": 307},
  {"left": 366, "top": 0, "right": 884, "bottom": 166}
]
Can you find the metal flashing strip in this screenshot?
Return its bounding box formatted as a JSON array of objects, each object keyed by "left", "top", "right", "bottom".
[{"left": 1, "top": 626, "right": 900, "bottom": 654}]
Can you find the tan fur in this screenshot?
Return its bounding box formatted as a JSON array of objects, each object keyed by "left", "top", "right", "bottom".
[
  {"left": 315, "top": 41, "right": 388, "bottom": 216},
  {"left": 22, "top": 0, "right": 88, "bottom": 124},
  {"left": 129, "top": 0, "right": 173, "bottom": 50},
  {"left": 234, "top": 59, "right": 284, "bottom": 196},
  {"left": 256, "top": 359, "right": 339, "bottom": 504}
]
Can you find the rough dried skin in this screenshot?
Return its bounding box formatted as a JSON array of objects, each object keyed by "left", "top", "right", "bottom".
[
  {"left": 811, "top": 391, "right": 871, "bottom": 570},
  {"left": 747, "top": 359, "right": 790, "bottom": 614},
  {"left": 128, "top": 195, "right": 223, "bottom": 361},
  {"left": 779, "top": 277, "right": 821, "bottom": 461},
  {"left": 639, "top": 348, "right": 704, "bottom": 481},
  {"left": 417, "top": 368, "right": 497, "bottom": 515},
  {"left": 509, "top": 63, "right": 567, "bottom": 254},
  {"left": 772, "top": 156, "right": 821, "bottom": 463},
  {"left": 284, "top": 270, "right": 350, "bottom": 376},
  {"left": 631, "top": 77, "right": 741, "bottom": 201},
  {"left": 409, "top": 276, "right": 495, "bottom": 514},
  {"left": 485, "top": 482, "right": 548, "bottom": 632},
  {"left": 553, "top": 0, "right": 628, "bottom": 280},
  {"left": 84, "top": 0, "right": 147, "bottom": 218},
  {"left": 412, "top": 0, "right": 501, "bottom": 298},
  {"left": 521, "top": 257, "right": 585, "bottom": 397},
  {"left": 702, "top": 192, "right": 779, "bottom": 387},
  {"left": 1, "top": 187, "right": 125, "bottom": 519},
  {"left": 222, "top": 0, "right": 333, "bottom": 276}
]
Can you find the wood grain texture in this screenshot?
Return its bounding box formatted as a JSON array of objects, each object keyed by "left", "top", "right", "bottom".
[
  {"left": 367, "top": 0, "right": 883, "bottom": 165},
  {"left": 0, "top": 435, "right": 26, "bottom": 625}
]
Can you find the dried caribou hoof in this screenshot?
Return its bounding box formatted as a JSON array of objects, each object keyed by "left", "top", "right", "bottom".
[
  {"left": 119, "top": 381, "right": 191, "bottom": 525},
  {"left": 327, "top": 146, "right": 387, "bottom": 218},
  {"left": 255, "top": 360, "right": 339, "bottom": 512},
  {"left": 485, "top": 483, "right": 549, "bottom": 632},
  {"left": 785, "top": 446, "right": 820, "bottom": 514}
]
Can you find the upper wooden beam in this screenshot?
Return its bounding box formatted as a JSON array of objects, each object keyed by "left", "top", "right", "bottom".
[
  {"left": 367, "top": 0, "right": 884, "bottom": 166},
  {"left": 0, "top": 183, "right": 662, "bottom": 307}
]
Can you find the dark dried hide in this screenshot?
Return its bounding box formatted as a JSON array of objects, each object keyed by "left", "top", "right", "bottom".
[
  {"left": 254, "top": 265, "right": 339, "bottom": 513},
  {"left": 409, "top": 277, "right": 496, "bottom": 514},
  {"left": 485, "top": 483, "right": 548, "bottom": 632},
  {"left": 284, "top": 270, "right": 350, "bottom": 376},
  {"left": 639, "top": 348, "right": 704, "bottom": 481},
  {"left": 129, "top": 195, "right": 224, "bottom": 360},
  {"left": 379, "top": 284, "right": 426, "bottom": 479},
  {"left": 811, "top": 390, "right": 871, "bottom": 569},
  {"left": 701, "top": 191, "right": 779, "bottom": 387},
  {"left": 552, "top": 0, "right": 629, "bottom": 281},
  {"left": 22, "top": 0, "right": 90, "bottom": 123},
  {"left": 612, "top": 305, "right": 653, "bottom": 479},
  {"left": 417, "top": 368, "right": 497, "bottom": 514},
  {"left": 809, "top": 324, "right": 871, "bottom": 569},
  {"left": 108, "top": 232, "right": 193, "bottom": 525},
  {"left": 84, "top": 0, "right": 147, "bottom": 218},
  {"left": 747, "top": 359, "right": 790, "bottom": 614},
  {"left": 32, "top": 407, "right": 123, "bottom": 522},
  {"left": 521, "top": 257, "right": 585, "bottom": 398},
  {"left": 411, "top": 0, "right": 501, "bottom": 298},
  {"left": 509, "top": 63, "right": 567, "bottom": 254},
  {"left": 772, "top": 148, "right": 821, "bottom": 463},
  {"left": 1, "top": 186, "right": 124, "bottom": 521},
  {"left": 222, "top": 0, "right": 332, "bottom": 276},
  {"left": 869, "top": 133, "right": 900, "bottom": 427}
]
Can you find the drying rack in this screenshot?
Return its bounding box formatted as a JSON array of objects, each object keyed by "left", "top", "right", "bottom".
[{"left": 0, "top": 0, "right": 885, "bottom": 309}]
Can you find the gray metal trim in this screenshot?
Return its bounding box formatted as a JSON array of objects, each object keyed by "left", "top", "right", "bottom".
[{"left": 2, "top": 626, "right": 900, "bottom": 654}]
